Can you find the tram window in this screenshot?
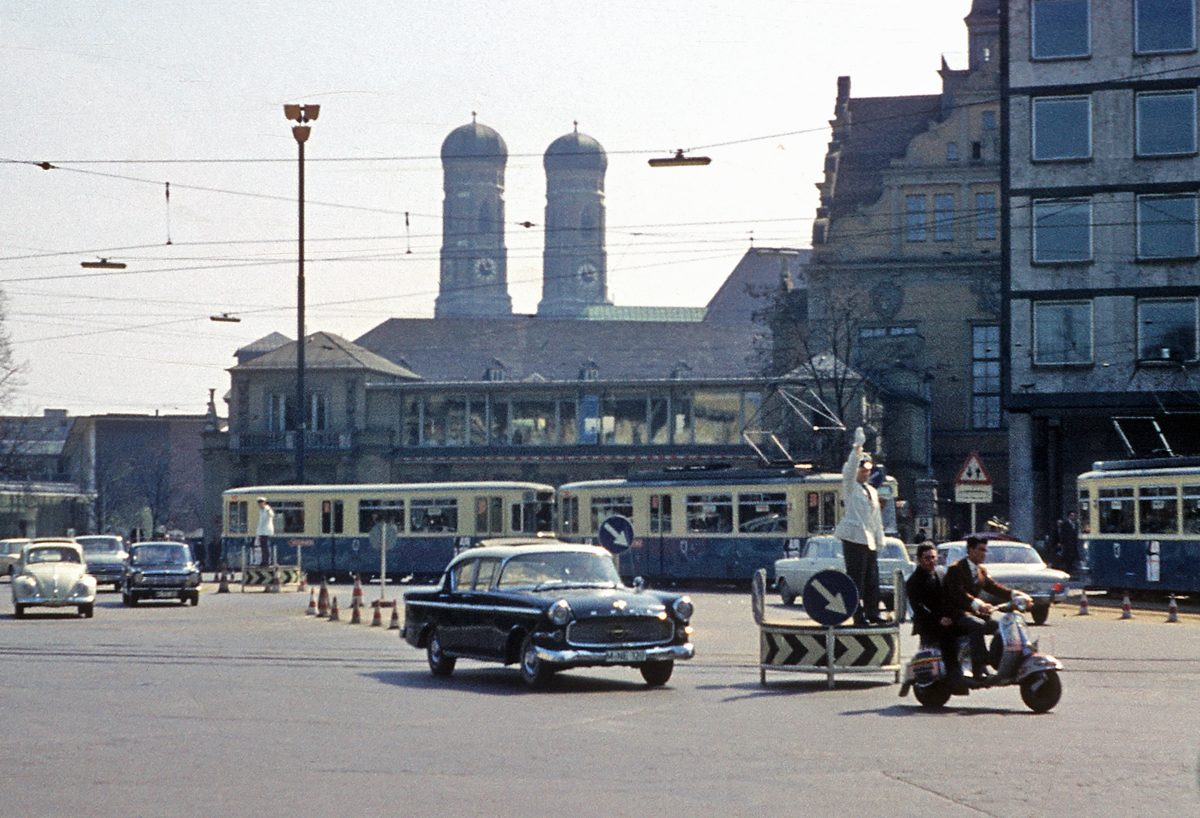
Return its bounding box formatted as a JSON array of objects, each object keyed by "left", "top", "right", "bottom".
[
  {"left": 411, "top": 498, "right": 459, "bottom": 533},
  {"left": 589, "top": 496, "right": 633, "bottom": 533},
  {"left": 475, "top": 496, "right": 504, "bottom": 534},
  {"left": 1183, "top": 486, "right": 1200, "bottom": 534},
  {"left": 560, "top": 495, "right": 580, "bottom": 534},
  {"left": 739, "top": 492, "right": 787, "bottom": 533},
  {"left": 1077, "top": 490, "right": 1091, "bottom": 534},
  {"left": 686, "top": 493, "right": 733, "bottom": 534},
  {"left": 807, "top": 491, "right": 838, "bottom": 534},
  {"left": 1098, "top": 488, "right": 1135, "bottom": 534},
  {"left": 523, "top": 493, "right": 554, "bottom": 533},
  {"left": 321, "top": 500, "right": 344, "bottom": 535},
  {"left": 227, "top": 501, "right": 248, "bottom": 534},
  {"left": 274, "top": 501, "right": 305, "bottom": 534},
  {"left": 650, "top": 494, "right": 673, "bottom": 533},
  {"left": 359, "top": 499, "right": 404, "bottom": 533},
  {"left": 1138, "top": 486, "right": 1178, "bottom": 534}
]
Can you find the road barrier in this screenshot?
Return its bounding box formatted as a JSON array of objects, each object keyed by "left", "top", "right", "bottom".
[{"left": 241, "top": 565, "right": 302, "bottom": 592}]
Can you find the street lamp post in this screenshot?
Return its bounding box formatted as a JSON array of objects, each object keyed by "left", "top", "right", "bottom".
[{"left": 284, "top": 103, "right": 319, "bottom": 485}]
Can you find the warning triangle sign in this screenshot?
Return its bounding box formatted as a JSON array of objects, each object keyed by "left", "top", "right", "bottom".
[{"left": 955, "top": 451, "right": 992, "bottom": 485}]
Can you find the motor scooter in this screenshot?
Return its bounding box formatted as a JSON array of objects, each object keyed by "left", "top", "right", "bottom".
[{"left": 899, "top": 596, "right": 1063, "bottom": 712}]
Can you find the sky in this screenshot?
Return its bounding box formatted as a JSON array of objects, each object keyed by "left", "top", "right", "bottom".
[{"left": 0, "top": 0, "right": 973, "bottom": 417}]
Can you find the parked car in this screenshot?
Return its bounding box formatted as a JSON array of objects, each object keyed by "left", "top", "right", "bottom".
[
  {"left": 0, "top": 538, "right": 30, "bottom": 577},
  {"left": 76, "top": 534, "right": 128, "bottom": 590},
  {"left": 122, "top": 541, "right": 202, "bottom": 606},
  {"left": 11, "top": 539, "right": 97, "bottom": 618},
  {"left": 773, "top": 535, "right": 914, "bottom": 610},
  {"left": 936, "top": 539, "right": 1069, "bottom": 625},
  {"left": 402, "top": 538, "right": 695, "bottom": 688}
]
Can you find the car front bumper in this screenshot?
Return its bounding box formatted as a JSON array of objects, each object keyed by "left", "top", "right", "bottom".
[
  {"left": 13, "top": 592, "right": 95, "bottom": 607},
  {"left": 532, "top": 642, "right": 695, "bottom": 668}
]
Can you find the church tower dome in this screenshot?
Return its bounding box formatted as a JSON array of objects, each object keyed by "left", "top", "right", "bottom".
[
  {"left": 436, "top": 116, "right": 513, "bottom": 318},
  {"left": 537, "top": 125, "right": 610, "bottom": 318}
]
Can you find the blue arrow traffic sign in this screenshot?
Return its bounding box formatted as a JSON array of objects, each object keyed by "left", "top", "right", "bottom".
[
  {"left": 802, "top": 569, "right": 859, "bottom": 627},
  {"left": 597, "top": 514, "right": 635, "bottom": 554}
]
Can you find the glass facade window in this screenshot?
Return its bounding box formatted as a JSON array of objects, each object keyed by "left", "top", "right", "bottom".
[
  {"left": 905, "top": 195, "right": 926, "bottom": 242},
  {"left": 975, "top": 192, "right": 997, "bottom": 240},
  {"left": 1033, "top": 300, "right": 1094, "bottom": 364},
  {"left": 602, "top": 393, "right": 648, "bottom": 445},
  {"left": 1135, "top": 0, "right": 1196, "bottom": 53},
  {"left": 1137, "top": 194, "right": 1198, "bottom": 259},
  {"left": 1098, "top": 487, "right": 1135, "bottom": 534},
  {"left": 972, "top": 325, "right": 1002, "bottom": 429},
  {"left": 1136, "top": 90, "right": 1197, "bottom": 157},
  {"left": 511, "top": 399, "right": 556, "bottom": 445},
  {"left": 1138, "top": 298, "right": 1199, "bottom": 362},
  {"left": 1032, "top": 198, "right": 1092, "bottom": 263},
  {"left": 934, "top": 194, "right": 955, "bottom": 241},
  {"left": 686, "top": 493, "right": 733, "bottom": 533},
  {"left": 692, "top": 391, "right": 741, "bottom": 444},
  {"left": 1032, "top": 0, "right": 1090, "bottom": 58},
  {"left": 1139, "top": 486, "right": 1178, "bottom": 534},
  {"left": 1032, "top": 96, "right": 1091, "bottom": 160}
]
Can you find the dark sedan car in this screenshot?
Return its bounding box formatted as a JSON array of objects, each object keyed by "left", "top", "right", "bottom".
[
  {"left": 121, "top": 541, "right": 202, "bottom": 606},
  {"left": 402, "top": 539, "right": 695, "bottom": 688}
]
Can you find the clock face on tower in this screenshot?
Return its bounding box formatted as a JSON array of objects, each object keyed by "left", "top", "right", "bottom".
[
  {"left": 576, "top": 261, "right": 598, "bottom": 283},
  {"left": 472, "top": 257, "right": 497, "bottom": 279}
]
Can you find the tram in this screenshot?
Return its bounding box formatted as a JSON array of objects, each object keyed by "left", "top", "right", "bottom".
[
  {"left": 1077, "top": 457, "right": 1200, "bottom": 594},
  {"left": 221, "top": 481, "right": 555, "bottom": 581},
  {"left": 557, "top": 464, "right": 899, "bottom": 584}
]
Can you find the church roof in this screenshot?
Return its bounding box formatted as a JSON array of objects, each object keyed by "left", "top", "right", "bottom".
[
  {"left": 441, "top": 120, "right": 507, "bottom": 161},
  {"left": 544, "top": 129, "right": 607, "bottom": 172},
  {"left": 230, "top": 331, "right": 421, "bottom": 380}
]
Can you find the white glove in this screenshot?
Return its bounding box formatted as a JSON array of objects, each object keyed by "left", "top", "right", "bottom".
[{"left": 854, "top": 426, "right": 866, "bottom": 447}]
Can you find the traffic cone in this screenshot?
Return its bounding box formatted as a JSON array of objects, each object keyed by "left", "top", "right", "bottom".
[
  {"left": 1167, "top": 595, "right": 1179, "bottom": 623},
  {"left": 370, "top": 600, "right": 382, "bottom": 627},
  {"left": 1076, "top": 590, "right": 1090, "bottom": 616},
  {"left": 388, "top": 603, "right": 400, "bottom": 630},
  {"left": 328, "top": 596, "right": 340, "bottom": 621},
  {"left": 351, "top": 574, "right": 363, "bottom": 609},
  {"left": 217, "top": 570, "right": 230, "bottom": 594},
  {"left": 298, "top": 571, "right": 307, "bottom": 591},
  {"left": 1121, "top": 590, "right": 1133, "bottom": 619},
  {"left": 317, "top": 580, "right": 329, "bottom": 618},
  {"left": 350, "top": 598, "right": 361, "bottom": 624},
  {"left": 305, "top": 588, "right": 316, "bottom": 615}
]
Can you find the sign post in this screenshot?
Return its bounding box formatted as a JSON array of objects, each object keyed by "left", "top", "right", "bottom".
[
  {"left": 954, "top": 451, "right": 993, "bottom": 533},
  {"left": 370, "top": 522, "right": 399, "bottom": 599}
]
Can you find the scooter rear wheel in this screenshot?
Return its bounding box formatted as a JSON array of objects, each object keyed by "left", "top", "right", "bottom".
[
  {"left": 913, "top": 681, "right": 951, "bottom": 709},
  {"left": 1019, "top": 669, "right": 1062, "bottom": 713}
]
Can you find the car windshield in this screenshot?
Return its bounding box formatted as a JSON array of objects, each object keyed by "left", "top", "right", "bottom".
[
  {"left": 496, "top": 551, "right": 621, "bottom": 590},
  {"left": 27, "top": 546, "right": 81, "bottom": 564},
  {"left": 130, "top": 544, "right": 189, "bottom": 566},
  {"left": 78, "top": 537, "right": 122, "bottom": 554}
]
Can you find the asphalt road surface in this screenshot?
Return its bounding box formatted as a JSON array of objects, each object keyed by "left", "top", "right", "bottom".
[{"left": 1, "top": 581, "right": 1197, "bottom": 818}]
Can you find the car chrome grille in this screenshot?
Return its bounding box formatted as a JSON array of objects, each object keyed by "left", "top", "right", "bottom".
[
  {"left": 144, "top": 575, "right": 181, "bottom": 587},
  {"left": 567, "top": 617, "right": 673, "bottom": 648}
]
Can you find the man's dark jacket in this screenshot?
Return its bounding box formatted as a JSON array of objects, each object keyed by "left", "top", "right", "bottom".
[
  {"left": 943, "top": 556, "right": 1014, "bottom": 618},
  {"left": 906, "top": 568, "right": 953, "bottom": 640}
]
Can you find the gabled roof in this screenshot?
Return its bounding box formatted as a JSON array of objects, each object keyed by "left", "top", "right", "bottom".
[
  {"left": 705, "top": 248, "right": 809, "bottom": 324},
  {"left": 231, "top": 331, "right": 421, "bottom": 380}
]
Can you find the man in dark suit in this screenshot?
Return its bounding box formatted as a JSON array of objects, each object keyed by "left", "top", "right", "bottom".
[
  {"left": 943, "top": 536, "right": 1029, "bottom": 684},
  {"left": 906, "top": 543, "right": 965, "bottom": 691}
]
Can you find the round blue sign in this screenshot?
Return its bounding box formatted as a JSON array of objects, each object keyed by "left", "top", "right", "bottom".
[
  {"left": 802, "top": 570, "right": 859, "bottom": 627},
  {"left": 597, "top": 514, "right": 635, "bottom": 554}
]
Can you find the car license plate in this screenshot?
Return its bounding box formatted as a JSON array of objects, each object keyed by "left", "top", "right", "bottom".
[
  {"left": 153, "top": 590, "right": 177, "bottom": 599},
  {"left": 605, "top": 649, "right": 646, "bottom": 663}
]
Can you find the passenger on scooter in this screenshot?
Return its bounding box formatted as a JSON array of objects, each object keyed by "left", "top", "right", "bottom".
[
  {"left": 906, "top": 543, "right": 967, "bottom": 692},
  {"left": 943, "top": 535, "right": 1027, "bottom": 685}
]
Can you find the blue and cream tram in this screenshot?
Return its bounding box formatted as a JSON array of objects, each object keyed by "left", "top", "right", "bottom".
[
  {"left": 557, "top": 465, "right": 899, "bottom": 584},
  {"left": 222, "top": 481, "right": 556, "bottom": 581},
  {"left": 1077, "top": 457, "right": 1200, "bottom": 594}
]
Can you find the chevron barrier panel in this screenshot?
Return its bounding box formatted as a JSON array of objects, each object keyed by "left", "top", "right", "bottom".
[{"left": 241, "top": 565, "right": 302, "bottom": 590}]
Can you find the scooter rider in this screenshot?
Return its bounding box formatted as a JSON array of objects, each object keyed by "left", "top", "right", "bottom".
[
  {"left": 943, "top": 535, "right": 1030, "bottom": 685},
  {"left": 906, "top": 543, "right": 966, "bottom": 693}
]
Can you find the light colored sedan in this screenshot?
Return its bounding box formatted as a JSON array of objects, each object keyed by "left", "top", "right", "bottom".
[
  {"left": 11, "top": 540, "right": 97, "bottom": 618},
  {"left": 76, "top": 534, "right": 128, "bottom": 590},
  {"left": 936, "top": 539, "right": 1069, "bottom": 625},
  {"left": 0, "top": 538, "right": 31, "bottom": 577},
  {"left": 774, "top": 535, "right": 914, "bottom": 610}
]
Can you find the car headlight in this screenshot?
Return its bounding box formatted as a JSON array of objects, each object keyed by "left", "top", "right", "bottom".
[
  {"left": 130, "top": 571, "right": 144, "bottom": 586},
  {"left": 74, "top": 580, "right": 93, "bottom": 596},
  {"left": 548, "top": 599, "right": 573, "bottom": 626},
  {"left": 13, "top": 575, "right": 34, "bottom": 591},
  {"left": 188, "top": 570, "right": 201, "bottom": 586},
  {"left": 673, "top": 596, "right": 693, "bottom": 622}
]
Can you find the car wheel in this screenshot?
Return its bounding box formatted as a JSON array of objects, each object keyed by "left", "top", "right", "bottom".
[
  {"left": 519, "top": 634, "right": 553, "bottom": 689},
  {"left": 189, "top": 591, "right": 200, "bottom": 606},
  {"left": 913, "top": 681, "right": 952, "bottom": 709},
  {"left": 426, "top": 629, "right": 456, "bottom": 678},
  {"left": 79, "top": 603, "right": 94, "bottom": 618},
  {"left": 1031, "top": 603, "right": 1050, "bottom": 626},
  {"left": 14, "top": 603, "right": 24, "bottom": 618},
  {"left": 1020, "top": 670, "right": 1062, "bottom": 713},
  {"left": 777, "top": 578, "right": 796, "bottom": 606},
  {"left": 127, "top": 593, "right": 139, "bottom": 606},
  {"left": 640, "top": 660, "right": 674, "bottom": 687}
]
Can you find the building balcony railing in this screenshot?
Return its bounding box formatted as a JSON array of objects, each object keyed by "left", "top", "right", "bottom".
[{"left": 230, "top": 431, "right": 354, "bottom": 451}]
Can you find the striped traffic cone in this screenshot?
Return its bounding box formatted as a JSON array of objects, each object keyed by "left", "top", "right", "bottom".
[
  {"left": 351, "top": 575, "right": 363, "bottom": 609},
  {"left": 317, "top": 581, "right": 329, "bottom": 617},
  {"left": 1121, "top": 590, "right": 1133, "bottom": 619},
  {"left": 388, "top": 604, "right": 400, "bottom": 630},
  {"left": 305, "top": 588, "right": 316, "bottom": 615},
  {"left": 1167, "top": 595, "right": 1179, "bottom": 623},
  {"left": 1076, "top": 590, "right": 1089, "bottom": 616},
  {"left": 328, "top": 596, "right": 340, "bottom": 621},
  {"left": 218, "top": 570, "right": 230, "bottom": 594},
  {"left": 349, "top": 598, "right": 361, "bottom": 624},
  {"left": 370, "top": 601, "right": 382, "bottom": 627}
]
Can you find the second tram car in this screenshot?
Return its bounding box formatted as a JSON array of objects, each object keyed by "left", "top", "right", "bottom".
[
  {"left": 222, "top": 482, "right": 555, "bottom": 581},
  {"left": 557, "top": 465, "right": 899, "bottom": 584},
  {"left": 1077, "top": 457, "right": 1200, "bottom": 594}
]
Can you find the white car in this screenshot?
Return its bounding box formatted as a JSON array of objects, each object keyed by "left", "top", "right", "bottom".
[
  {"left": 936, "top": 539, "right": 1069, "bottom": 625},
  {"left": 774, "top": 535, "right": 914, "bottom": 610},
  {"left": 0, "top": 538, "right": 30, "bottom": 577},
  {"left": 11, "top": 540, "right": 97, "bottom": 618},
  {"left": 76, "top": 534, "right": 128, "bottom": 590}
]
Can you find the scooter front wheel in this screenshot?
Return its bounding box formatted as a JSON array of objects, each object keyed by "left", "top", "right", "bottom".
[
  {"left": 1019, "top": 669, "right": 1062, "bottom": 713},
  {"left": 913, "top": 681, "right": 951, "bottom": 709}
]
